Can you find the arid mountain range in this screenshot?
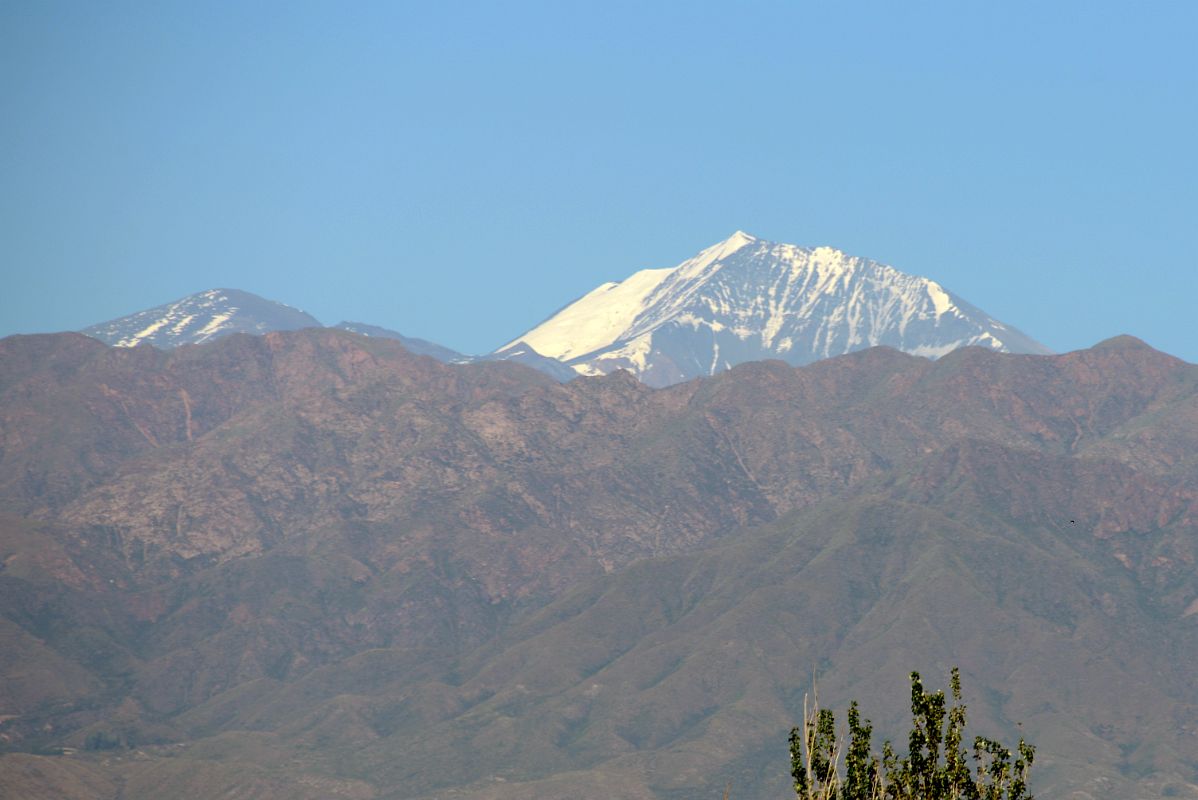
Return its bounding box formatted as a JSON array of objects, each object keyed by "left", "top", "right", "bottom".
[{"left": 1, "top": 329, "right": 1196, "bottom": 799}]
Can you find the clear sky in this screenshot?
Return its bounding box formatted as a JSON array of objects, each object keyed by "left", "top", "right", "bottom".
[{"left": 2, "top": 2, "right": 1195, "bottom": 361}]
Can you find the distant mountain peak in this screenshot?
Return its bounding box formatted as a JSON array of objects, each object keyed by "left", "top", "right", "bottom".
[
  {"left": 81, "top": 288, "right": 321, "bottom": 349},
  {"left": 718, "top": 228, "right": 758, "bottom": 250},
  {"left": 496, "top": 233, "right": 1051, "bottom": 387},
  {"left": 1091, "top": 334, "right": 1153, "bottom": 351}
]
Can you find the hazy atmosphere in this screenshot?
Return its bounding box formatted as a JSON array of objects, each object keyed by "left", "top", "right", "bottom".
[{"left": 2, "top": 1, "right": 1195, "bottom": 360}]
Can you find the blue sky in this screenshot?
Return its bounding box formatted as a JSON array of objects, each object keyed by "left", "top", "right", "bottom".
[{"left": 2, "top": 1, "right": 1195, "bottom": 360}]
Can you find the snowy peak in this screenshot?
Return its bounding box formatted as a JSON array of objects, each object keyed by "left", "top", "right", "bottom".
[
  {"left": 706, "top": 229, "right": 757, "bottom": 260},
  {"left": 82, "top": 289, "right": 321, "bottom": 349},
  {"left": 78, "top": 291, "right": 574, "bottom": 382},
  {"left": 74, "top": 232, "right": 1049, "bottom": 387},
  {"left": 496, "top": 233, "right": 1050, "bottom": 387},
  {"left": 496, "top": 231, "right": 758, "bottom": 362}
]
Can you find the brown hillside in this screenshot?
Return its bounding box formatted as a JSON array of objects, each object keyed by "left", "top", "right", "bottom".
[{"left": 1, "top": 330, "right": 1196, "bottom": 799}]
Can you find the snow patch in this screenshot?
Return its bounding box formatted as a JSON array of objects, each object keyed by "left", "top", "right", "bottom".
[
  {"left": 171, "top": 314, "right": 196, "bottom": 334},
  {"left": 117, "top": 317, "right": 170, "bottom": 347},
  {"left": 592, "top": 335, "right": 655, "bottom": 373},
  {"left": 926, "top": 281, "right": 954, "bottom": 318},
  {"left": 195, "top": 311, "right": 235, "bottom": 342},
  {"left": 907, "top": 341, "right": 966, "bottom": 359}
]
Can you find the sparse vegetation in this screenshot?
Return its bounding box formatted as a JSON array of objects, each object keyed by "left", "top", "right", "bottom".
[
  {"left": 83, "top": 730, "right": 124, "bottom": 751},
  {"left": 789, "top": 668, "right": 1034, "bottom": 800}
]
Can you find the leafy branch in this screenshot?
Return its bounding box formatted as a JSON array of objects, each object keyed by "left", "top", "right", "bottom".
[{"left": 789, "top": 668, "right": 1034, "bottom": 800}]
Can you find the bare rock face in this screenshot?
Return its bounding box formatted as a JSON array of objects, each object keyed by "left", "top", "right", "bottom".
[{"left": 1, "top": 330, "right": 1197, "bottom": 800}]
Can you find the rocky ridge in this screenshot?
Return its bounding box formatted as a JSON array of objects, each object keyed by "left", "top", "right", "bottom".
[{"left": 0, "top": 330, "right": 1195, "bottom": 799}]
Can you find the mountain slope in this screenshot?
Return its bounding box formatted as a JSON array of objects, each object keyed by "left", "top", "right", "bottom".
[
  {"left": 498, "top": 231, "right": 1051, "bottom": 386},
  {"left": 1, "top": 332, "right": 1196, "bottom": 799},
  {"left": 333, "top": 321, "right": 466, "bottom": 363},
  {"left": 333, "top": 323, "right": 575, "bottom": 381},
  {"left": 81, "top": 289, "right": 321, "bottom": 348},
  {"left": 475, "top": 340, "right": 579, "bottom": 381}
]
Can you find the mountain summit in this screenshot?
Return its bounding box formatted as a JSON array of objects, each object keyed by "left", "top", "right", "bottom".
[
  {"left": 495, "top": 232, "right": 1051, "bottom": 386},
  {"left": 82, "top": 288, "right": 321, "bottom": 348}
]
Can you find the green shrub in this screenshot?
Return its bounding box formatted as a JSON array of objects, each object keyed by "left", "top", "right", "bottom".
[{"left": 789, "top": 668, "right": 1034, "bottom": 800}]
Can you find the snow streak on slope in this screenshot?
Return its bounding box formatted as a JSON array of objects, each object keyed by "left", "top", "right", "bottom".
[
  {"left": 496, "top": 232, "right": 1051, "bottom": 387},
  {"left": 82, "top": 289, "right": 321, "bottom": 349}
]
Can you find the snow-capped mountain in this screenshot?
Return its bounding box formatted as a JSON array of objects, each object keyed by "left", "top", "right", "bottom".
[
  {"left": 495, "top": 231, "right": 1051, "bottom": 386},
  {"left": 76, "top": 233, "right": 1050, "bottom": 385},
  {"left": 82, "top": 288, "right": 321, "bottom": 348},
  {"left": 79, "top": 291, "right": 576, "bottom": 382}
]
